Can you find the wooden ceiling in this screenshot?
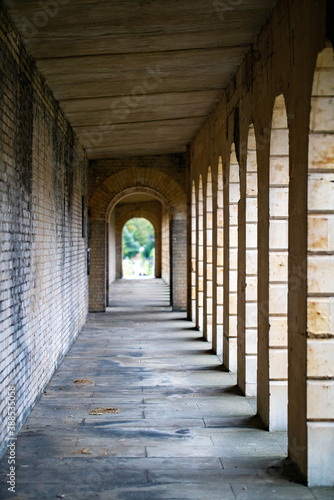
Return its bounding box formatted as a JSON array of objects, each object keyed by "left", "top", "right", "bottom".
[{"left": 4, "top": 0, "right": 276, "bottom": 158}]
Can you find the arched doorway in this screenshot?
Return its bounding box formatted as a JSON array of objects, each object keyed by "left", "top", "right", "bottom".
[{"left": 122, "top": 218, "right": 155, "bottom": 279}]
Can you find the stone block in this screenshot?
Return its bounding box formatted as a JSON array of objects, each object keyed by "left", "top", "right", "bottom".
[
  {"left": 269, "top": 187, "right": 289, "bottom": 217},
  {"left": 198, "top": 261, "right": 203, "bottom": 276},
  {"left": 271, "top": 95, "right": 288, "bottom": 129},
  {"left": 309, "top": 97, "right": 334, "bottom": 132},
  {"left": 229, "top": 270, "right": 238, "bottom": 292},
  {"left": 229, "top": 203, "right": 238, "bottom": 224},
  {"left": 217, "top": 304, "right": 224, "bottom": 323},
  {"left": 246, "top": 198, "right": 257, "bottom": 222},
  {"left": 246, "top": 355, "right": 258, "bottom": 384},
  {"left": 217, "top": 192, "right": 224, "bottom": 210},
  {"left": 269, "top": 283, "right": 288, "bottom": 314},
  {"left": 308, "top": 133, "right": 334, "bottom": 170},
  {"left": 229, "top": 226, "right": 238, "bottom": 247},
  {"left": 307, "top": 298, "right": 333, "bottom": 335},
  {"left": 269, "top": 348, "right": 288, "bottom": 379},
  {"left": 269, "top": 317, "right": 287, "bottom": 346},
  {"left": 246, "top": 150, "right": 257, "bottom": 172},
  {"left": 307, "top": 380, "right": 334, "bottom": 419},
  {"left": 308, "top": 173, "right": 334, "bottom": 211},
  {"left": 269, "top": 219, "right": 288, "bottom": 249},
  {"left": 246, "top": 172, "right": 258, "bottom": 196},
  {"left": 246, "top": 329, "right": 258, "bottom": 354},
  {"left": 217, "top": 286, "right": 224, "bottom": 304},
  {"left": 246, "top": 249, "right": 257, "bottom": 275},
  {"left": 206, "top": 230, "right": 212, "bottom": 246},
  {"left": 269, "top": 156, "right": 289, "bottom": 185},
  {"left": 246, "top": 222, "right": 257, "bottom": 249},
  {"left": 270, "top": 129, "right": 289, "bottom": 156},
  {"left": 229, "top": 248, "right": 238, "bottom": 269},
  {"left": 230, "top": 163, "right": 239, "bottom": 183},
  {"left": 229, "top": 183, "right": 240, "bottom": 204},
  {"left": 207, "top": 298, "right": 213, "bottom": 315},
  {"left": 217, "top": 248, "right": 224, "bottom": 266},
  {"left": 269, "top": 251, "right": 288, "bottom": 282},
  {"left": 229, "top": 290, "right": 237, "bottom": 313},
  {"left": 245, "top": 276, "right": 257, "bottom": 300},
  {"left": 308, "top": 256, "right": 334, "bottom": 294},
  {"left": 198, "top": 277, "right": 204, "bottom": 293},
  {"left": 308, "top": 215, "right": 330, "bottom": 251},
  {"left": 217, "top": 228, "right": 224, "bottom": 246},
  {"left": 307, "top": 422, "right": 334, "bottom": 486},
  {"left": 246, "top": 302, "right": 257, "bottom": 328},
  {"left": 269, "top": 380, "right": 288, "bottom": 431},
  {"left": 307, "top": 339, "right": 334, "bottom": 378},
  {"left": 217, "top": 268, "right": 224, "bottom": 286},
  {"left": 206, "top": 211, "right": 213, "bottom": 228},
  {"left": 229, "top": 316, "right": 238, "bottom": 337}
]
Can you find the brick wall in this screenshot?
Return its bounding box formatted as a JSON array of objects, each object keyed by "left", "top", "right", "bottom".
[
  {"left": 161, "top": 206, "right": 170, "bottom": 284},
  {"left": 0, "top": 5, "right": 88, "bottom": 457},
  {"left": 89, "top": 158, "right": 187, "bottom": 311}
]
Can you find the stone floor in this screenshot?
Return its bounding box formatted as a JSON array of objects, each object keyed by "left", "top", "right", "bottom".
[{"left": 1, "top": 279, "right": 333, "bottom": 499}]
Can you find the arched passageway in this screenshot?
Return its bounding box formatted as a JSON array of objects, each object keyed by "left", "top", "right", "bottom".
[{"left": 88, "top": 165, "right": 187, "bottom": 312}]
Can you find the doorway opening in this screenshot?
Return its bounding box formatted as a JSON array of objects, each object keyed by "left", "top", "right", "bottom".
[{"left": 122, "top": 217, "right": 155, "bottom": 279}]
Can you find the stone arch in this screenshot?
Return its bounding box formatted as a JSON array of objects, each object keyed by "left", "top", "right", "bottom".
[{"left": 89, "top": 167, "right": 187, "bottom": 312}]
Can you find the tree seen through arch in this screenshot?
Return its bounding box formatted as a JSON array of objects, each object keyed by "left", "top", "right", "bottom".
[{"left": 122, "top": 218, "right": 155, "bottom": 278}]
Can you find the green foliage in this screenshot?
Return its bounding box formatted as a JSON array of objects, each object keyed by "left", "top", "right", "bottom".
[
  {"left": 122, "top": 218, "right": 155, "bottom": 266},
  {"left": 122, "top": 224, "right": 140, "bottom": 259}
]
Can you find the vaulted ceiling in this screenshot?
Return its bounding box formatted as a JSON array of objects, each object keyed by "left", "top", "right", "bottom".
[{"left": 4, "top": 0, "right": 276, "bottom": 158}]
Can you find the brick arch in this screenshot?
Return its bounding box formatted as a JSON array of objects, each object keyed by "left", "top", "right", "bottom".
[
  {"left": 89, "top": 166, "right": 187, "bottom": 313},
  {"left": 116, "top": 208, "right": 161, "bottom": 235},
  {"left": 89, "top": 167, "right": 186, "bottom": 221},
  {"left": 107, "top": 187, "right": 170, "bottom": 223}
]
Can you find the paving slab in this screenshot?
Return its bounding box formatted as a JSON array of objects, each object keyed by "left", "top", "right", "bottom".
[{"left": 0, "top": 279, "right": 333, "bottom": 499}]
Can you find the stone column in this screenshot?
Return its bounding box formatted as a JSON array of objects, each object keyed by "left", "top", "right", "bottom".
[
  {"left": 206, "top": 168, "right": 213, "bottom": 343},
  {"left": 224, "top": 146, "right": 239, "bottom": 372}
]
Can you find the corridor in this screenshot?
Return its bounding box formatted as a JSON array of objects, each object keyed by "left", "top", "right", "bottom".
[{"left": 0, "top": 280, "right": 331, "bottom": 499}]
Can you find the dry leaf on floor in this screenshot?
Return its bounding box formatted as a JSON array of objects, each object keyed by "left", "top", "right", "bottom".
[
  {"left": 89, "top": 407, "right": 120, "bottom": 415},
  {"left": 72, "top": 448, "right": 91, "bottom": 454}
]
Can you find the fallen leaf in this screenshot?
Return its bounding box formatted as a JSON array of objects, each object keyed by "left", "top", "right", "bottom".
[
  {"left": 72, "top": 448, "right": 91, "bottom": 455},
  {"left": 74, "top": 379, "right": 93, "bottom": 385},
  {"left": 89, "top": 407, "right": 120, "bottom": 415}
]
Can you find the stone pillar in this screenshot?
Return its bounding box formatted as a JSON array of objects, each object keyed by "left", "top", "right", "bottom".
[
  {"left": 191, "top": 183, "right": 197, "bottom": 322},
  {"left": 216, "top": 159, "right": 224, "bottom": 360},
  {"left": 268, "top": 95, "right": 289, "bottom": 430},
  {"left": 224, "top": 146, "right": 239, "bottom": 372},
  {"left": 211, "top": 166, "right": 218, "bottom": 354},
  {"left": 206, "top": 168, "right": 213, "bottom": 343},
  {"left": 238, "top": 126, "right": 258, "bottom": 396},
  {"left": 203, "top": 174, "right": 208, "bottom": 339},
  {"left": 197, "top": 176, "right": 204, "bottom": 331}
]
